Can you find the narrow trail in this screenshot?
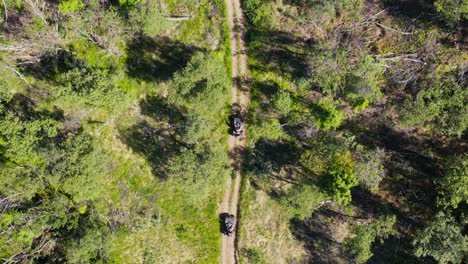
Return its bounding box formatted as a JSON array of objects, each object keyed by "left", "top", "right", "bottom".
[{"left": 220, "top": 0, "right": 248, "bottom": 263}]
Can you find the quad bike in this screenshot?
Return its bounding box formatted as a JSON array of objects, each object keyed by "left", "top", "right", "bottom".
[
  {"left": 224, "top": 214, "right": 236, "bottom": 236},
  {"left": 232, "top": 117, "right": 243, "bottom": 137}
]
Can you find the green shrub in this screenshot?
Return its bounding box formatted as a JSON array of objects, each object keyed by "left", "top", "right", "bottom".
[
  {"left": 321, "top": 153, "right": 358, "bottom": 205},
  {"left": 354, "top": 148, "right": 385, "bottom": 191},
  {"left": 240, "top": 248, "right": 268, "bottom": 264},
  {"left": 308, "top": 51, "right": 348, "bottom": 96},
  {"left": 281, "top": 184, "right": 325, "bottom": 219},
  {"left": 413, "top": 212, "right": 467, "bottom": 264},
  {"left": 119, "top": 0, "right": 144, "bottom": 6},
  {"left": 312, "top": 99, "right": 344, "bottom": 130},
  {"left": 399, "top": 71, "right": 468, "bottom": 136},
  {"left": 273, "top": 90, "right": 294, "bottom": 115},
  {"left": 53, "top": 67, "right": 125, "bottom": 112},
  {"left": 438, "top": 154, "right": 468, "bottom": 209},
  {"left": 58, "top": 0, "right": 85, "bottom": 14},
  {"left": 345, "top": 215, "right": 396, "bottom": 263},
  {"left": 243, "top": 0, "right": 278, "bottom": 31},
  {"left": 251, "top": 118, "right": 285, "bottom": 142},
  {"left": 434, "top": 0, "right": 468, "bottom": 24}
]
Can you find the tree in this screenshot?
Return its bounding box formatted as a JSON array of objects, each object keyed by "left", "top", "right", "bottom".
[
  {"left": 413, "top": 212, "right": 468, "bottom": 264},
  {"left": 321, "top": 153, "right": 358, "bottom": 205},
  {"left": 354, "top": 148, "right": 385, "bottom": 192},
  {"left": 280, "top": 184, "right": 325, "bottom": 219},
  {"left": 434, "top": 0, "right": 468, "bottom": 24},
  {"left": 345, "top": 215, "right": 396, "bottom": 264},
  {"left": 58, "top": 0, "right": 85, "bottom": 14},
  {"left": 0, "top": 93, "right": 110, "bottom": 262},
  {"left": 119, "top": 0, "right": 144, "bottom": 6},
  {"left": 399, "top": 71, "right": 468, "bottom": 137},
  {"left": 312, "top": 99, "right": 344, "bottom": 130},
  {"left": 438, "top": 154, "right": 468, "bottom": 208},
  {"left": 243, "top": 0, "right": 278, "bottom": 31},
  {"left": 273, "top": 90, "right": 294, "bottom": 115}
]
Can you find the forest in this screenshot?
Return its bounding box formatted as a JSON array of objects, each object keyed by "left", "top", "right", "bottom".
[{"left": 0, "top": 0, "right": 467, "bottom": 263}]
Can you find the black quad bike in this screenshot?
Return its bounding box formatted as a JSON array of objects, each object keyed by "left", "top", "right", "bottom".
[
  {"left": 232, "top": 117, "right": 243, "bottom": 137},
  {"left": 224, "top": 214, "right": 236, "bottom": 236}
]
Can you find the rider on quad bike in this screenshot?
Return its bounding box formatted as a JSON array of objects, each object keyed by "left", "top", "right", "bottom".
[
  {"left": 224, "top": 214, "right": 236, "bottom": 236},
  {"left": 232, "top": 117, "right": 243, "bottom": 137}
]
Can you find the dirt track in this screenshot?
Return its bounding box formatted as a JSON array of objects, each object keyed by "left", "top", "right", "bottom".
[{"left": 220, "top": 0, "right": 248, "bottom": 263}]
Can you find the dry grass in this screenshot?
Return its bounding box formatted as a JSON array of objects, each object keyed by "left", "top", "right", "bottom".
[{"left": 238, "top": 180, "right": 307, "bottom": 263}]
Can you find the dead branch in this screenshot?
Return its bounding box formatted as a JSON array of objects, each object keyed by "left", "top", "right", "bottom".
[
  {"left": 381, "top": 56, "right": 424, "bottom": 64},
  {"left": 314, "top": 200, "right": 333, "bottom": 210},
  {"left": 165, "top": 16, "right": 191, "bottom": 21},
  {"left": 4, "top": 249, "right": 27, "bottom": 264},
  {"left": 365, "top": 8, "right": 389, "bottom": 21},
  {"left": 0, "top": 45, "right": 28, "bottom": 52},
  {"left": 1, "top": 63, "right": 30, "bottom": 84},
  {"left": 374, "top": 54, "right": 424, "bottom": 64},
  {"left": 376, "top": 22, "right": 413, "bottom": 35},
  {"left": 24, "top": 0, "right": 47, "bottom": 26}
]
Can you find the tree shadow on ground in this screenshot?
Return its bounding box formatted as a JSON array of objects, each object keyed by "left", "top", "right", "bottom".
[
  {"left": 380, "top": 0, "right": 462, "bottom": 34},
  {"left": 289, "top": 209, "right": 347, "bottom": 264},
  {"left": 229, "top": 145, "right": 245, "bottom": 172},
  {"left": 345, "top": 118, "right": 441, "bottom": 210},
  {"left": 18, "top": 50, "right": 82, "bottom": 81},
  {"left": 382, "top": 0, "right": 436, "bottom": 24},
  {"left": 244, "top": 138, "right": 304, "bottom": 191},
  {"left": 3, "top": 93, "right": 64, "bottom": 122},
  {"left": 248, "top": 30, "right": 313, "bottom": 79},
  {"left": 118, "top": 120, "right": 181, "bottom": 180},
  {"left": 126, "top": 36, "right": 200, "bottom": 82},
  {"left": 350, "top": 187, "right": 424, "bottom": 263},
  {"left": 341, "top": 115, "right": 464, "bottom": 263},
  {"left": 118, "top": 96, "right": 188, "bottom": 180},
  {"left": 139, "top": 95, "right": 186, "bottom": 125}
]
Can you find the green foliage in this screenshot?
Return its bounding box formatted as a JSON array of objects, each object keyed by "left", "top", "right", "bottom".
[
  {"left": 321, "top": 153, "right": 358, "bottom": 205},
  {"left": 167, "top": 142, "right": 229, "bottom": 206},
  {"left": 0, "top": 193, "right": 108, "bottom": 263},
  {"left": 243, "top": 0, "right": 278, "bottom": 31},
  {"left": 0, "top": 94, "right": 61, "bottom": 171},
  {"left": 119, "top": 0, "right": 144, "bottom": 6},
  {"left": 354, "top": 148, "right": 385, "bottom": 191},
  {"left": 345, "top": 54, "right": 383, "bottom": 108},
  {"left": 399, "top": 71, "right": 468, "bottom": 136},
  {"left": 345, "top": 215, "right": 396, "bottom": 264},
  {"left": 0, "top": 0, "right": 231, "bottom": 262},
  {"left": 251, "top": 118, "right": 285, "bottom": 142},
  {"left": 349, "top": 97, "right": 369, "bottom": 112},
  {"left": 169, "top": 52, "right": 230, "bottom": 144},
  {"left": 240, "top": 248, "right": 267, "bottom": 264},
  {"left": 64, "top": 218, "right": 108, "bottom": 264},
  {"left": 41, "top": 133, "right": 110, "bottom": 202},
  {"left": 438, "top": 154, "right": 468, "bottom": 208},
  {"left": 300, "top": 133, "right": 353, "bottom": 176},
  {"left": 127, "top": 2, "right": 172, "bottom": 36},
  {"left": 434, "top": 0, "right": 468, "bottom": 24},
  {"left": 308, "top": 52, "right": 382, "bottom": 105},
  {"left": 413, "top": 212, "right": 468, "bottom": 264},
  {"left": 297, "top": 0, "right": 364, "bottom": 21},
  {"left": 312, "top": 99, "right": 344, "bottom": 130},
  {"left": 281, "top": 184, "right": 325, "bottom": 219},
  {"left": 58, "top": 0, "right": 85, "bottom": 14},
  {"left": 53, "top": 67, "right": 125, "bottom": 112},
  {"left": 0, "top": 93, "right": 110, "bottom": 262},
  {"left": 273, "top": 90, "right": 295, "bottom": 115},
  {"left": 308, "top": 51, "right": 348, "bottom": 96}
]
